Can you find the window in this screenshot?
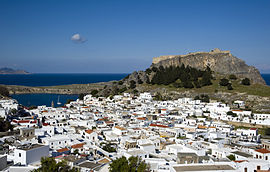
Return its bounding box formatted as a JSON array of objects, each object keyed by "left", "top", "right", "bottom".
[
  {"left": 266, "top": 156, "right": 268, "bottom": 160},
  {"left": 257, "top": 166, "right": 261, "bottom": 170},
  {"left": 244, "top": 167, "right": 247, "bottom": 172},
  {"left": 19, "top": 153, "right": 21, "bottom": 157}
]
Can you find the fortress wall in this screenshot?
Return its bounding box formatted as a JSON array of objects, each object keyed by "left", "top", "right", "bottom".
[{"left": 152, "top": 49, "right": 231, "bottom": 64}]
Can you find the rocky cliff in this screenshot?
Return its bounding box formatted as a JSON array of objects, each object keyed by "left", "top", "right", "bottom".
[{"left": 151, "top": 48, "right": 265, "bottom": 84}]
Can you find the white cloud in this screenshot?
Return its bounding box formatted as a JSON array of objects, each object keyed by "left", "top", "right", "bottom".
[{"left": 71, "top": 33, "right": 87, "bottom": 43}]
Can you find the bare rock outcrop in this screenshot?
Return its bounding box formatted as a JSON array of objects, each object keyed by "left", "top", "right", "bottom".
[{"left": 151, "top": 48, "right": 265, "bottom": 84}]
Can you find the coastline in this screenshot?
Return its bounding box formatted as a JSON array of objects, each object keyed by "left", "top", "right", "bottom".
[{"left": 4, "top": 81, "right": 113, "bottom": 95}]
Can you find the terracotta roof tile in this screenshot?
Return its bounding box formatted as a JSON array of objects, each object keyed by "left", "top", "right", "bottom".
[
  {"left": 255, "top": 148, "right": 270, "bottom": 154},
  {"left": 85, "top": 129, "right": 93, "bottom": 134},
  {"left": 150, "top": 123, "right": 168, "bottom": 128},
  {"left": 57, "top": 148, "right": 69, "bottom": 152},
  {"left": 115, "top": 126, "right": 126, "bottom": 130},
  {"left": 71, "top": 143, "right": 85, "bottom": 149}
]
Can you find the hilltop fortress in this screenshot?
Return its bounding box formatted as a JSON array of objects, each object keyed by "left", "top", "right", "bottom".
[
  {"left": 152, "top": 48, "right": 231, "bottom": 64},
  {"left": 151, "top": 48, "right": 265, "bottom": 85}
]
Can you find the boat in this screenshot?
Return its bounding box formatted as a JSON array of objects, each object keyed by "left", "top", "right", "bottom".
[{"left": 57, "top": 96, "right": 61, "bottom": 105}]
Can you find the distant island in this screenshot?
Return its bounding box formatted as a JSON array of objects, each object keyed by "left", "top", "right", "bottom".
[{"left": 0, "top": 67, "right": 30, "bottom": 74}]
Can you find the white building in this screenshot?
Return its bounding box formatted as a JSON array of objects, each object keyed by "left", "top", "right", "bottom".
[{"left": 14, "top": 144, "right": 49, "bottom": 165}]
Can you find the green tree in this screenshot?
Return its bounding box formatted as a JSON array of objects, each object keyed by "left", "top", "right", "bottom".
[
  {"left": 154, "top": 92, "right": 163, "bottom": 101},
  {"left": 102, "top": 143, "right": 116, "bottom": 153},
  {"left": 241, "top": 78, "right": 251, "bottom": 85},
  {"left": 195, "top": 94, "right": 210, "bottom": 103},
  {"left": 229, "top": 74, "right": 237, "bottom": 80},
  {"left": 73, "top": 149, "right": 79, "bottom": 155},
  {"left": 227, "top": 154, "right": 236, "bottom": 161},
  {"left": 119, "top": 87, "right": 127, "bottom": 93},
  {"left": 109, "top": 156, "right": 129, "bottom": 172},
  {"left": 201, "top": 94, "right": 210, "bottom": 103},
  {"left": 0, "top": 85, "right": 9, "bottom": 97},
  {"left": 0, "top": 118, "right": 14, "bottom": 132},
  {"left": 145, "top": 68, "right": 152, "bottom": 74},
  {"left": 265, "top": 128, "right": 270, "bottom": 136},
  {"left": 227, "top": 111, "right": 237, "bottom": 117},
  {"left": 201, "top": 72, "right": 212, "bottom": 86},
  {"left": 78, "top": 93, "right": 85, "bottom": 100},
  {"left": 183, "top": 81, "right": 194, "bottom": 88},
  {"left": 91, "top": 90, "right": 99, "bottom": 96},
  {"left": 219, "top": 78, "right": 229, "bottom": 86},
  {"left": 137, "top": 78, "right": 143, "bottom": 84},
  {"left": 31, "top": 157, "right": 79, "bottom": 172},
  {"left": 150, "top": 64, "right": 212, "bottom": 88},
  {"left": 133, "top": 89, "right": 139, "bottom": 95},
  {"left": 109, "top": 156, "right": 149, "bottom": 172},
  {"left": 129, "top": 80, "right": 136, "bottom": 89},
  {"left": 227, "top": 83, "right": 233, "bottom": 90}
]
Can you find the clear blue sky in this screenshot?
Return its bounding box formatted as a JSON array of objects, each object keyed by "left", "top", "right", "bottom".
[{"left": 1, "top": 0, "right": 270, "bottom": 73}]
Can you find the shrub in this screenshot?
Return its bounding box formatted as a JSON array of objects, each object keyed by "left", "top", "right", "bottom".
[
  {"left": 78, "top": 93, "right": 85, "bottom": 100},
  {"left": 129, "top": 80, "right": 136, "bottom": 89},
  {"left": 0, "top": 118, "right": 14, "bottom": 132},
  {"left": 145, "top": 68, "right": 152, "bottom": 74},
  {"left": 227, "top": 111, "right": 237, "bottom": 117},
  {"left": 229, "top": 74, "right": 237, "bottom": 80},
  {"left": 137, "top": 78, "right": 143, "bottom": 84},
  {"left": 119, "top": 87, "right": 127, "bottom": 93},
  {"left": 91, "top": 90, "right": 99, "bottom": 96},
  {"left": 227, "top": 83, "right": 233, "bottom": 90},
  {"left": 265, "top": 128, "right": 270, "bottom": 136},
  {"left": 109, "top": 156, "right": 149, "bottom": 172},
  {"left": 227, "top": 154, "right": 236, "bottom": 161},
  {"left": 219, "top": 78, "right": 229, "bottom": 86},
  {"left": 195, "top": 94, "right": 210, "bottom": 103},
  {"left": 0, "top": 86, "right": 9, "bottom": 97},
  {"left": 241, "top": 78, "right": 251, "bottom": 85},
  {"left": 102, "top": 143, "right": 116, "bottom": 153}
]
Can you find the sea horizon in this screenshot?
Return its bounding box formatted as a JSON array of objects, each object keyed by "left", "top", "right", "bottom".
[
  {"left": 0, "top": 73, "right": 129, "bottom": 87},
  {"left": 1, "top": 73, "right": 269, "bottom": 86}
]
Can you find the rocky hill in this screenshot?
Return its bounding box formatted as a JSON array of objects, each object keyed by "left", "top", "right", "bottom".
[
  {"left": 151, "top": 48, "right": 265, "bottom": 84},
  {"left": 0, "top": 67, "right": 30, "bottom": 74}
]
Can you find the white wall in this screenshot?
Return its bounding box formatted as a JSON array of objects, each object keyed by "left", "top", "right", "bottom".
[{"left": 14, "top": 145, "right": 49, "bottom": 165}]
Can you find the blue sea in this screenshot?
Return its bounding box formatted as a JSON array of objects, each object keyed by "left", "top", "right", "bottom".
[
  {"left": 1, "top": 73, "right": 269, "bottom": 107},
  {"left": 0, "top": 73, "right": 127, "bottom": 107},
  {"left": 11, "top": 94, "right": 78, "bottom": 107},
  {"left": 262, "top": 74, "right": 270, "bottom": 85},
  {"left": 0, "top": 73, "right": 128, "bottom": 86}
]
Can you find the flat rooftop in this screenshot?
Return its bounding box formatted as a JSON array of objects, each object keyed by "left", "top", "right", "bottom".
[
  {"left": 232, "top": 151, "right": 252, "bottom": 158},
  {"left": 173, "top": 165, "right": 235, "bottom": 171},
  {"left": 77, "top": 161, "right": 101, "bottom": 169},
  {"left": 19, "top": 144, "right": 45, "bottom": 151},
  {"left": 61, "top": 155, "right": 85, "bottom": 162}
]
